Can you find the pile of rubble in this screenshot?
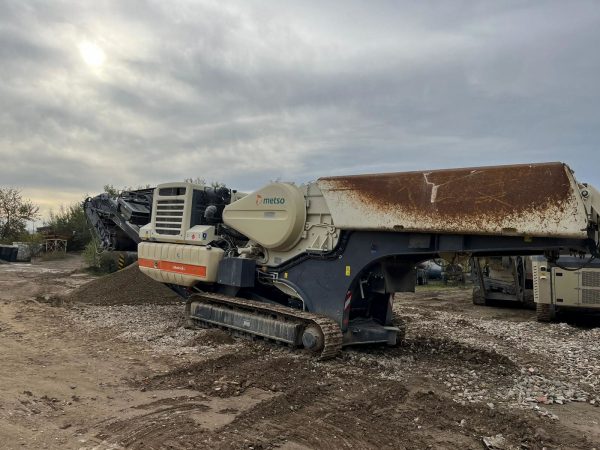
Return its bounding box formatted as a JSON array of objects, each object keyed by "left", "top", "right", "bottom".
[{"left": 65, "top": 263, "right": 181, "bottom": 306}]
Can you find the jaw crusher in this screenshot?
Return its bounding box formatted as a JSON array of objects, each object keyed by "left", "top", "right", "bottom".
[{"left": 134, "top": 162, "right": 600, "bottom": 358}]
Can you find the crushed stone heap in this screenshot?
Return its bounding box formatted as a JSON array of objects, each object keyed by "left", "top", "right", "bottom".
[{"left": 66, "top": 263, "right": 182, "bottom": 306}]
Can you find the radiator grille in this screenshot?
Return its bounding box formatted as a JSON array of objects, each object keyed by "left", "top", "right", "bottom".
[
  {"left": 532, "top": 264, "right": 540, "bottom": 303},
  {"left": 582, "top": 289, "right": 600, "bottom": 305},
  {"left": 582, "top": 270, "right": 600, "bottom": 287},
  {"left": 155, "top": 199, "right": 184, "bottom": 235}
]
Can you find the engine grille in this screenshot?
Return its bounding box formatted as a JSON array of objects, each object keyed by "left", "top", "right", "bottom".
[
  {"left": 582, "top": 270, "right": 600, "bottom": 287},
  {"left": 532, "top": 263, "right": 540, "bottom": 303},
  {"left": 155, "top": 199, "right": 184, "bottom": 235},
  {"left": 582, "top": 289, "right": 600, "bottom": 305}
]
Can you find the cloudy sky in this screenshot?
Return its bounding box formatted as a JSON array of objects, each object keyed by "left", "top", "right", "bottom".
[{"left": 1, "top": 1, "right": 599, "bottom": 218}]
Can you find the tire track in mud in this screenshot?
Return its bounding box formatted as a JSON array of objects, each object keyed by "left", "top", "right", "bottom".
[{"left": 90, "top": 345, "right": 594, "bottom": 450}]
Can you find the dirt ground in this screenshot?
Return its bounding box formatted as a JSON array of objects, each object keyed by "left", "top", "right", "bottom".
[{"left": 1, "top": 255, "right": 600, "bottom": 449}]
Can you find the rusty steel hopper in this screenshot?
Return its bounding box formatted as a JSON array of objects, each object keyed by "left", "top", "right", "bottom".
[{"left": 317, "top": 162, "right": 588, "bottom": 239}]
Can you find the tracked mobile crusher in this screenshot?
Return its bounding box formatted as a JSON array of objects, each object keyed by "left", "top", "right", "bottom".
[{"left": 136, "top": 162, "right": 600, "bottom": 358}]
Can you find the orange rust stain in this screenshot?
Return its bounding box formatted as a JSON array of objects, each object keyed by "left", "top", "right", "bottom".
[
  {"left": 319, "top": 162, "right": 574, "bottom": 226},
  {"left": 139, "top": 258, "right": 207, "bottom": 277}
]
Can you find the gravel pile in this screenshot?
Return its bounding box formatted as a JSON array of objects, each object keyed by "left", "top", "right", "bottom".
[
  {"left": 65, "top": 263, "right": 182, "bottom": 306},
  {"left": 394, "top": 300, "right": 600, "bottom": 417}
]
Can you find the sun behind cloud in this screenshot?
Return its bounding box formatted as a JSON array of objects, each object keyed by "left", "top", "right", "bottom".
[{"left": 78, "top": 40, "right": 106, "bottom": 67}]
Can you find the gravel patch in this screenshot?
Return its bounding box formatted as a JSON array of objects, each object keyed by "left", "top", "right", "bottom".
[
  {"left": 65, "top": 304, "right": 242, "bottom": 358},
  {"left": 387, "top": 296, "right": 600, "bottom": 420},
  {"left": 64, "top": 271, "right": 600, "bottom": 425}
]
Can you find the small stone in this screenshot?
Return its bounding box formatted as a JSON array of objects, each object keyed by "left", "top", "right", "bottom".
[
  {"left": 483, "top": 434, "right": 506, "bottom": 450},
  {"left": 534, "top": 427, "right": 550, "bottom": 441}
]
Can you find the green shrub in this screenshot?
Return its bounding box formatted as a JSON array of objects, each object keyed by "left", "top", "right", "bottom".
[
  {"left": 83, "top": 239, "right": 100, "bottom": 268},
  {"left": 83, "top": 239, "right": 125, "bottom": 274}
]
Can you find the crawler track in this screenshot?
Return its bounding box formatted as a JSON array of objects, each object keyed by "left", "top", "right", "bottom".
[{"left": 186, "top": 292, "right": 343, "bottom": 359}]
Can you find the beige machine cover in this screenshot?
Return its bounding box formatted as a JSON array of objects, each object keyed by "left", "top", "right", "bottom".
[
  {"left": 223, "top": 183, "right": 307, "bottom": 251},
  {"left": 138, "top": 241, "right": 224, "bottom": 286}
]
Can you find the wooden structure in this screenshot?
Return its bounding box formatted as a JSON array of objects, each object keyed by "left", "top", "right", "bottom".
[
  {"left": 36, "top": 226, "right": 69, "bottom": 253},
  {"left": 44, "top": 238, "right": 67, "bottom": 253}
]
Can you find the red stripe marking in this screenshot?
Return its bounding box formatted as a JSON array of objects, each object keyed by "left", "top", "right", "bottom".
[
  {"left": 139, "top": 258, "right": 207, "bottom": 278},
  {"left": 343, "top": 290, "right": 352, "bottom": 328},
  {"left": 344, "top": 291, "right": 352, "bottom": 309}
]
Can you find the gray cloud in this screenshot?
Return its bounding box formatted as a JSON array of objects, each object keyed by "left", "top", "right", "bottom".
[{"left": 0, "top": 0, "right": 599, "bottom": 213}]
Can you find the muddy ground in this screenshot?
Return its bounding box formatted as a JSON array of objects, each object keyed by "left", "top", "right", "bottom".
[{"left": 1, "top": 255, "right": 599, "bottom": 449}]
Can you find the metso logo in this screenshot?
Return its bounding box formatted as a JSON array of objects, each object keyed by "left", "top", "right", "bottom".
[{"left": 256, "top": 194, "right": 285, "bottom": 205}]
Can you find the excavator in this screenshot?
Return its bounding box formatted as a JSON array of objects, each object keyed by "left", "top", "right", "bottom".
[{"left": 85, "top": 162, "right": 600, "bottom": 358}]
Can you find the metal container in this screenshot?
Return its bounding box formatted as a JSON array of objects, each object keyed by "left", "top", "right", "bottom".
[
  {"left": 318, "top": 162, "right": 588, "bottom": 238},
  {"left": 0, "top": 245, "right": 18, "bottom": 262}
]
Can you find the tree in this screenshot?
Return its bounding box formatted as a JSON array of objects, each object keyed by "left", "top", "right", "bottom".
[
  {"left": 184, "top": 177, "right": 225, "bottom": 189},
  {"left": 0, "top": 188, "right": 39, "bottom": 242},
  {"left": 103, "top": 184, "right": 152, "bottom": 197},
  {"left": 103, "top": 184, "right": 120, "bottom": 197},
  {"left": 184, "top": 177, "right": 206, "bottom": 185}
]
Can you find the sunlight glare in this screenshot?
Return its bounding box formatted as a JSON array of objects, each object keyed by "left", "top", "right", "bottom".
[{"left": 78, "top": 41, "right": 106, "bottom": 67}]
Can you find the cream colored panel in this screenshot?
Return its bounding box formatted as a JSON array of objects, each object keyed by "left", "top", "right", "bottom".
[
  {"left": 223, "top": 183, "right": 306, "bottom": 251},
  {"left": 551, "top": 269, "right": 580, "bottom": 306},
  {"left": 138, "top": 242, "right": 224, "bottom": 287}
]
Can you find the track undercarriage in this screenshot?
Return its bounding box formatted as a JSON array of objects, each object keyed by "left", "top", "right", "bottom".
[{"left": 186, "top": 292, "right": 344, "bottom": 359}]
